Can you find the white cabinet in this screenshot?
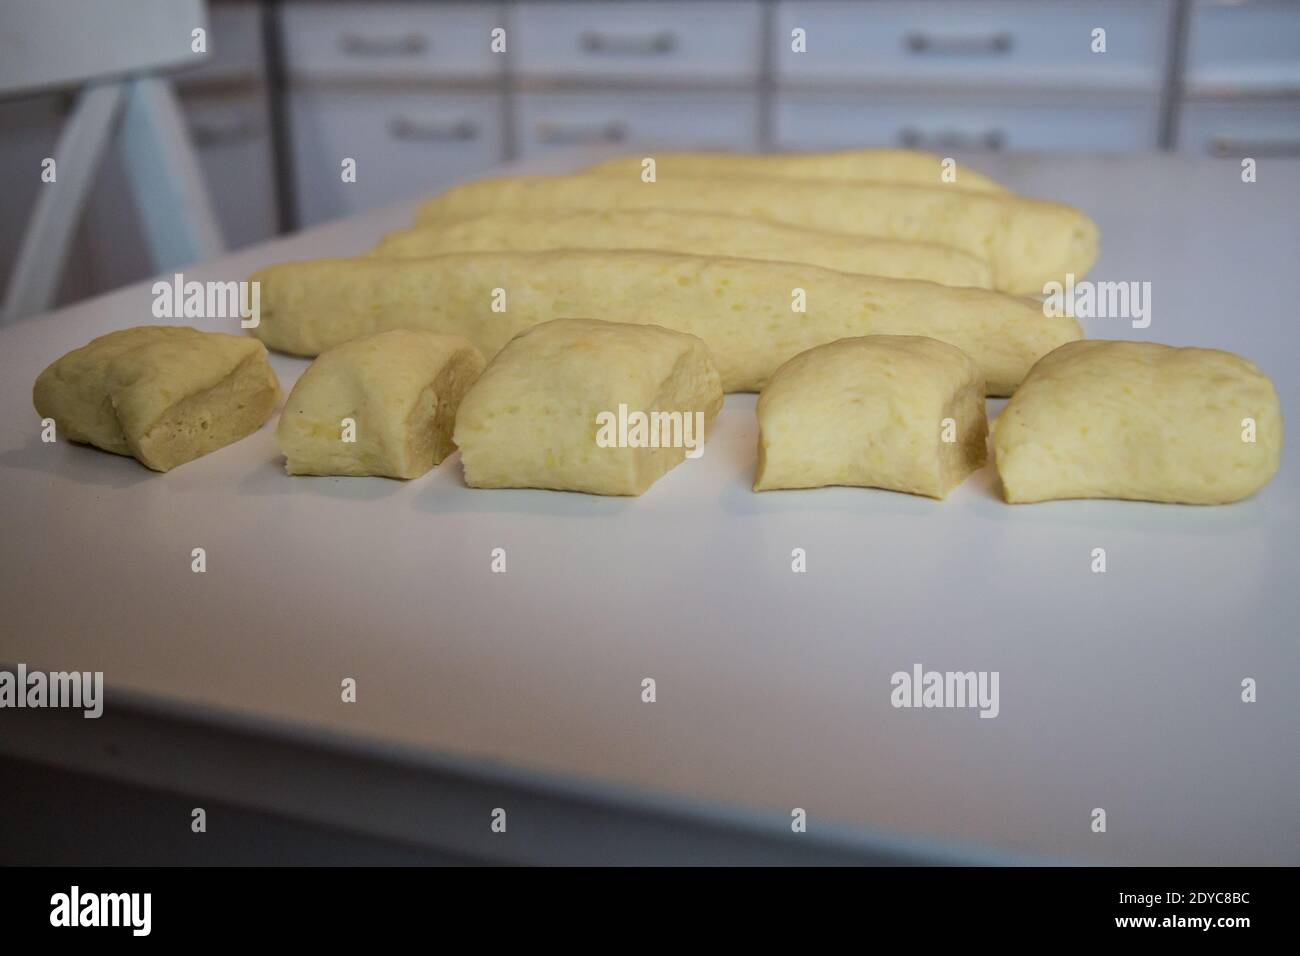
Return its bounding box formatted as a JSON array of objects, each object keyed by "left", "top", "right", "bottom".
[
  {"left": 290, "top": 89, "right": 504, "bottom": 225},
  {"left": 1184, "top": 0, "right": 1300, "bottom": 97},
  {"left": 185, "top": 91, "right": 280, "bottom": 248},
  {"left": 514, "top": 91, "right": 760, "bottom": 158}
]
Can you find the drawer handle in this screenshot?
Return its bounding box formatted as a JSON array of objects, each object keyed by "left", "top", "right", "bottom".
[
  {"left": 899, "top": 127, "right": 1005, "bottom": 152},
  {"left": 388, "top": 117, "right": 479, "bottom": 143},
  {"left": 339, "top": 32, "right": 428, "bottom": 57},
  {"left": 1208, "top": 136, "right": 1300, "bottom": 158},
  {"left": 904, "top": 31, "right": 1013, "bottom": 56},
  {"left": 578, "top": 30, "right": 677, "bottom": 56},
  {"left": 535, "top": 120, "right": 628, "bottom": 145},
  {"left": 190, "top": 117, "right": 260, "bottom": 147}
]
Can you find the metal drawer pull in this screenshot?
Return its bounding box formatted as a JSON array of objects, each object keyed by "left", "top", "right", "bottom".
[
  {"left": 899, "top": 127, "right": 1006, "bottom": 152},
  {"left": 578, "top": 30, "right": 676, "bottom": 55},
  {"left": 905, "top": 31, "right": 1013, "bottom": 56},
  {"left": 339, "top": 32, "right": 428, "bottom": 57},
  {"left": 535, "top": 120, "right": 628, "bottom": 145},
  {"left": 1208, "top": 136, "right": 1300, "bottom": 158},
  {"left": 190, "top": 116, "right": 260, "bottom": 147},
  {"left": 388, "top": 117, "right": 479, "bottom": 142}
]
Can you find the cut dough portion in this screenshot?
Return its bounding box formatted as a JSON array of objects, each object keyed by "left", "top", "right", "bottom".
[
  {"left": 453, "top": 319, "right": 723, "bottom": 496},
  {"left": 277, "top": 329, "right": 485, "bottom": 479},
  {"left": 414, "top": 175, "right": 1097, "bottom": 295},
  {"left": 371, "top": 210, "right": 994, "bottom": 289},
  {"left": 994, "top": 340, "right": 1283, "bottom": 504},
  {"left": 32, "top": 326, "right": 280, "bottom": 472},
  {"left": 754, "top": 336, "right": 988, "bottom": 498},
  {"left": 582, "top": 149, "right": 1008, "bottom": 193},
  {"left": 250, "top": 251, "right": 1080, "bottom": 395}
]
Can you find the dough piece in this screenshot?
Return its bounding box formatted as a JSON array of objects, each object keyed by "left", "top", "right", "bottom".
[
  {"left": 414, "top": 175, "right": 1097, "bottom": 295},
  {"left": 994, "top": 340, "right": 1283, "bottom": 504},
  {"left": 370, "top": 210, "right": 993, "bottom": 289},
  {"left": 754, "top": 336, "right": 988, "bottom": 498},
  {"left": 583, "top": 149, "right": 1008, "bottom": 193},
  {"left": 453, "top": 319, "right": 723, "bottom": 496},
  {"left": 277, "top": 329, "right": 485, "bottom": 479},
  {"left": 250, "top": 251, "right": 1080, "bottom": 395},
  {"left": 32, "top": 326, "right": 280, "bottom": 472}
]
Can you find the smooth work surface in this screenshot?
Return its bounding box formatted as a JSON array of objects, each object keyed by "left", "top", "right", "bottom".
[{"left": 1, "top": 153, "right": 1296, "bottom": 864}]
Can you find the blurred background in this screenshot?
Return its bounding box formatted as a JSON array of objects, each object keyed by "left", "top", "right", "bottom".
[{"left": 1, "top": 0, "right": 1298, "bottom": 313}]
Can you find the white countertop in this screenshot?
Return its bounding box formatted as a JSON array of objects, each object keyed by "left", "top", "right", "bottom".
[{"left": 1, "top": 152, "right": 1297, "bottom": 864}]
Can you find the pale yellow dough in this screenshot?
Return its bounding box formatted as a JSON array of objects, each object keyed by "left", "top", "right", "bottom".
[
  {"left": 32, "top": 325, "right": 280, "bottom": 472},
  {"left": 994, "top": 340, "right": 1283, "bottom": 504},
  {"left": 453, "top": 319, "right": 723, "bottom": 496},
  {"left": 414, "top": 175, "right": 1098, "bottom": 295},
  {"left": 276, "top": 329, "right": 485, "bottom": 479},
  {"left": 754, "top": 336, "right": 988, "bottom": 498},
  {"left": 582, "top": 149, "right": 1008, "bottom": 193},
  {"left": 250, "top": 251, "right": 1080, "bottom": 395},
  {"left": 370, "top": 210, "right": 993, "bottom": 288}
]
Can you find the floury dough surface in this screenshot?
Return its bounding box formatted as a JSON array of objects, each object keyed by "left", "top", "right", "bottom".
[
  {"left": 453, "top": 319, "right": 723, "bottom": 496},
  {"left": 250, "top": 251, "right": 1080, "bottom": 395},
  {"left": 276, "top": 329, "right": 485, "bottom": 479},
  {"left": 32, "top": 326, "right": 280, "bottom": 472},
  {"left": 754, "top": 335, "right": 988, "bottom": 498},
  {"left": 993, "top": 340, "right": 1283, "bottom": 504}
]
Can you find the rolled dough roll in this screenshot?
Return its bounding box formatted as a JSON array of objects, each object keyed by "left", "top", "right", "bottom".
[
  {"left": 754, "top": 336, "right": 988, "bottom": 498},
  {"left": 414, "top": 175, "right": 1097, "bottom": 295},
  {"left": 582, "top": 149, "right": 1008, "bottom": 193},
  {"left": 277, "top": 329, "right": 485, "bottom": 479},
  {"left": 371, "top": 210, "right": 994, "bottom": 289},
  {"left": 453, "top": 319, "right": 723, "bottom": 496},
  {"left": 994, "top": 340, "right": 1283, "bottom": 504},
  {"left": 250, "top": 251, "right": 1080, "bottom": 395},
  {"left": 32, "top": 326, "right": 280, "bottom": 472}
]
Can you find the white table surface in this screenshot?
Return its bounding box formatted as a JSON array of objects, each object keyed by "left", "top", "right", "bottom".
[{"left": 1, "top": 152, "right": 1297, "bottom": 865}]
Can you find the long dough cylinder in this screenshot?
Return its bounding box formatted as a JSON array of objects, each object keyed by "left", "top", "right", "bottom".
[
  {"left": 277, "top": 329, "right": 485, "bottom": 479},
  {"left": 413, "top": 175, "right": 1098, "bottom": 295},
  {"left": 754, "top": 336, "right": 988, "bottom": 498},
  {"left": 453, "top": 319, "right": 724, "bottom": 496},
  {"left": 583, "top": 149, "right": 1008, "bottom": 193},
  {"left": 371, "top": 210, "right": 994, "bottom": 289},
  {"left": 33, "top": 326, "right": 280, "bottom": 472},
  {"left": 249, "top": 251, "right": 1081, "bottom": 395},
  {"left": 994, "top": 340, "right": 1283, "bottom": 504}
]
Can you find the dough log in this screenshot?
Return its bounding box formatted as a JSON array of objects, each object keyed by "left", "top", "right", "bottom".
[
  {"left": 371, "top": 210, "right": 993, "bottom": 289},
  {"left": 414, "top": 175, "right": 1098, "bottom": 296},
  {"left": 754, "top": 336, "right": 988, "bottom": 498},
  {"left": 250, "top": 251, "right": 1081, "bottom": 395},
  {"left": 582, "top": 148, "right": 1008, "bottom": 193},
  {"left": 453, "top": 319, "right": 723, "bottom": 496},
  {"left": 277, "top": 329, "right": 485, "bottom": 478},
  {"left": 33, "top": 326, "right": 280, "bottom": 472},
  {"left": 994, "top": 340, "right": 1283, "bottom": 504}
]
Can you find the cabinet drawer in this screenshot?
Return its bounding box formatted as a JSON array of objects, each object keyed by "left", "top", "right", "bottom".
[
  {"left": 182, "top": 0, "right": 264, "bottom": 87},
  {"left": 511, "top": 1, "right": 762, "bottom": 83},
  {"left": 773, "top": 93, "right": 1160, "bottom": 153},
  {"left": 514, "top": 92, "right": 760, "bottom": 158},
  {"left": 1178, "top": 101, "right": 1300, "bottom": 158},
  {"left": 290, "top": 89, "right": 504, "bottom": 226},
  {"left": 774, "top": 0, "right": 1169, "bottom": 93},
  {"left": 185, "top": 91, "right": 279, "bottom": 248},
  {"left": 281, "top": 1, "right": 504, "bottom": 81},
  {"left": 1185, "top": 0, "right": 1300, "bottom": 96}
]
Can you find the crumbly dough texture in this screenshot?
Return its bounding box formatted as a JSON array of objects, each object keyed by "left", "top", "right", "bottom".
[
  {"left": 414, "top": 175, "right": 1097, "bottom": 295},
  {"left": 250, "top": 251, "right": 1080, "bottom": 395},
  {"left": 276, "top": 329, "right": 485, "bottom": 479},
  {"left": 582, "top": 149, "right": 1008, "bottom": 193},
  {"left": 371, "top": 210, "right": 993, "bottom": 289},
  {"left": 453, "top": 319, "right": 723, "bottom": 496},
  {"left": 32, "top": 325, "right": 280, "bottom": 472},
  {"left": 754, "top": 336, "right": 988, "bottom": 498},
  {"left": 994, "top": 340, "right": 1283, "bottom": 504}
]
